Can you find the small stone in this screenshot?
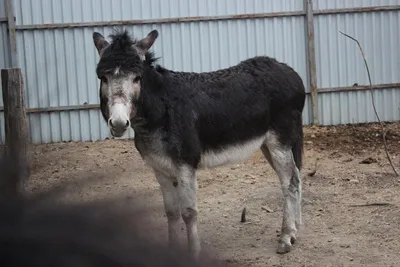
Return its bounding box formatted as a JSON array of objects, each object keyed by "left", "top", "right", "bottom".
[
  {"left": 327, "top": 239, "right": 333, "bottom": 242},
  {"left": 311, "top": 134, "right": 316, "bottom": 138},
  {"left": 350, "top": 179, "right": 359, "bottom": 184},
  {"left": 306, "top": 141, "right": 313, "bottom": 144},
  {"left": 359, "top": 157, "right": 377, "bottom": 164},
  {"left": 261, "top": 206, "right": 274, "bottom": 213}
]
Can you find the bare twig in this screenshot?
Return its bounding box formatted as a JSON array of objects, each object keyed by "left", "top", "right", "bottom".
[
  {"left": 348, "top": 202, "right": 392, "bottom": 207},
  {"left": 339, "top": 31, "right": 399, "bottom": 177},
  {"left": 261, "top": 206, "right": 274, "bottom": 213}
]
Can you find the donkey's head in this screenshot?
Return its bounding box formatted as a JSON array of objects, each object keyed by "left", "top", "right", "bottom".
[{"left": 92, "top": 29, "right": 158, "bottom": 137}]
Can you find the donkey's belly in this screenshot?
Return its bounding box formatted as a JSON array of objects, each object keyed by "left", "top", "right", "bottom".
[{"left": 199, "top": 135, "right": 267, "bottom": 169}]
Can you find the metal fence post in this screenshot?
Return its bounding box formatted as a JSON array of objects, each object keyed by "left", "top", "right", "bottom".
[
  {"left": 5, "top": 0, "right": 19, "bottom": 67},
  {"left": 305, "top": 0, "right": 319, "bottom": 125}
]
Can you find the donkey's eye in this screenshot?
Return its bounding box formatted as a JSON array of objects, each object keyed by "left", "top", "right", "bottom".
[
  {"left": 100, "top": 76, "right": 108, "bottom": 83},
  {"left": 133, "top": 76, "right": 141, "bottom": 83}
]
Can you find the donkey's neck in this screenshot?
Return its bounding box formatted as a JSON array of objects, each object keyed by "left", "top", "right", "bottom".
[{"left": 131, "top": 67, "right": 168, "bottom": 136}]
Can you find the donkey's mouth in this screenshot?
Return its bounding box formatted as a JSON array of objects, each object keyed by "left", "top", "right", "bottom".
[{"left": 110, "top": 128, "right": 128, "bottom": 138}]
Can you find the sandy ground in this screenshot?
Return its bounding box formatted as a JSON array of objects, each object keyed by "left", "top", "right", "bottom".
[{"left": 19, "top": 122, "right": 400, "bottom": 267}]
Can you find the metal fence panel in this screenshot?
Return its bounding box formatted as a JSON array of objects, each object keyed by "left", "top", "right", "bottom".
[
  {"left": 0, "top": 0, "right": 10, "bottom": 144},
  {"left": 13, "top": 0, "right": 304, "bottom": 25},
  {"left": 314, "top": 0, "right": 400, "bottom": 10},
  {"left": 315, "top": 10, "right": 400, "bottom": 125},
  {"left": 0, "top": 0, "right": 5, "bottom": 18},
  {"left": 318, "top": 89, "right": 400, "bottom": 126},
  {"left": 0, "top": 23, "right": 10, "bottom": 106}
]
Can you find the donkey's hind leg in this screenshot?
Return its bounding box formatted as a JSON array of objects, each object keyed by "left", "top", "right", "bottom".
[{"left": 263, "top": 131, "right": 302, "bottom": 254}]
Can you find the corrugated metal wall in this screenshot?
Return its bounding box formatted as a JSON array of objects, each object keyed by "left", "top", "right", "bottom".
[
  {"left": 313, "top": 0, "right": 400, "bottom": 9},
  {"left": 315, "top": 8, "right": 400, "bottom": 125},
  {"left": 0, "top": 0, "right": 399, "bottom": 143},
  {"left": 13, "top": 0, "right": 303, "bottom": 24}
]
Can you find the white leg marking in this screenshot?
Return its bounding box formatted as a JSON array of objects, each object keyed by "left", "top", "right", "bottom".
[
  {"left": 265, "top": 131, "right": 301, "bottom": 254},
  {"left": 177, "top": 166, "right": 201, "bottom": 259},
  {"left": 154, "top": 170, "right": 181, "bottom": 248}
]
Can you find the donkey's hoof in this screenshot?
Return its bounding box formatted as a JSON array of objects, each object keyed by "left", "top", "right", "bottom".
[{"left": 276, "top": 241, "right": 292, "bottom": 254}]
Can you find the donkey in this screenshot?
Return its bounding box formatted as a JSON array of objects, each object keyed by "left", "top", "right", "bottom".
[{"left": 92, "top": 29, "right": 306, "bottom": 258}]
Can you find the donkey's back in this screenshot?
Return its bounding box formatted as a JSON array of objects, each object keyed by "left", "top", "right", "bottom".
[{"left": 166, "top": 55, "right": 305, "bottom": 98}]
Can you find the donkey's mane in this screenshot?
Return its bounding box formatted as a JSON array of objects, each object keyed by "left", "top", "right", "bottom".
[{"left": 110, "top": 29, "right": 158, "bottom": 66}]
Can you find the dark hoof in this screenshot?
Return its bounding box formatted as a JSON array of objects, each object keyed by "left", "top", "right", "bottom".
[{"left": 276, "top": 241, "right": 292, "bottom": 254}]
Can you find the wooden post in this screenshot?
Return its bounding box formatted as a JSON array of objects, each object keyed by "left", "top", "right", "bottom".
[
  {"left": 1, "top": 68, "right": 28, "bottom": 198},
  {"left": 305, "top": 0, "right": 319, "bottom": 125},
  {"left": 5, "top": 0, "right": 19, "bottom": 67}
]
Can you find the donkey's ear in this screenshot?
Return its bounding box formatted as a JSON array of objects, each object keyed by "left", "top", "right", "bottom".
[
  {"left": 93, "top": 32, "right": 109, "bottom": 56},
  {"left": 136, "top": 30, "right": 159, "bottom": 53}
]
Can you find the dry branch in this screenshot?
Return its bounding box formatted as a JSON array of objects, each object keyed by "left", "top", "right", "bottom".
[
  {"left": 348, "top": 202, "right": 392, "bottom": 207},
  {"left": 339, "top": 31, "right": 399, "bottom": 177}
]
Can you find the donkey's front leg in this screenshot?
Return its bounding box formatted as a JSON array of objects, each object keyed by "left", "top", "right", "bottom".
[
  {"left": 154, "top": 170, "right": 181, "bottom": 249},
  {"left": 177, "top": 166, "right": 201, "bottom": 259}
]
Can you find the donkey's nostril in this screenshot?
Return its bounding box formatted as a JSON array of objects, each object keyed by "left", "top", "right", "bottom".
[
  {"left": 125, "top": 120, "right": 130, "bottom": 127},
  {"left": 108, "top": 119, "right": 114, "bottom": 128}
]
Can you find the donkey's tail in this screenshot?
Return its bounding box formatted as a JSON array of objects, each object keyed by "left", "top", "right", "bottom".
[{"left": 292, "top": 124, "right": 304, "bottom": 171}]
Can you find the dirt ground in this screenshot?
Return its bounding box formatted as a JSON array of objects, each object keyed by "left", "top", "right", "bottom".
[{"left": 21, "top": 122, "right": 400, "bottom": 267}]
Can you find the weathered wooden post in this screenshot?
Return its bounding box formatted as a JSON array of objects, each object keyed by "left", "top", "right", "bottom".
[
  {"left": 1, "top": 68, "right": 29, "bottom": 198},
  {"left": 305, "top": 0, "right": 319, "bottom": 125}
]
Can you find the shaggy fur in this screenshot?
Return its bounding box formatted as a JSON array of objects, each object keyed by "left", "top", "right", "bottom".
[
  {"left": 93, "top": 29, "right": 306, "bottom": 255},
  {"left": 96, "top": 30, "right": 305, "bottom": 169}
]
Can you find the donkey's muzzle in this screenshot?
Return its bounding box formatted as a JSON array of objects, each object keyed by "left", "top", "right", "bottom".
[{"left": 108, "top": 118, "right": 130, "bottom": 137}]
